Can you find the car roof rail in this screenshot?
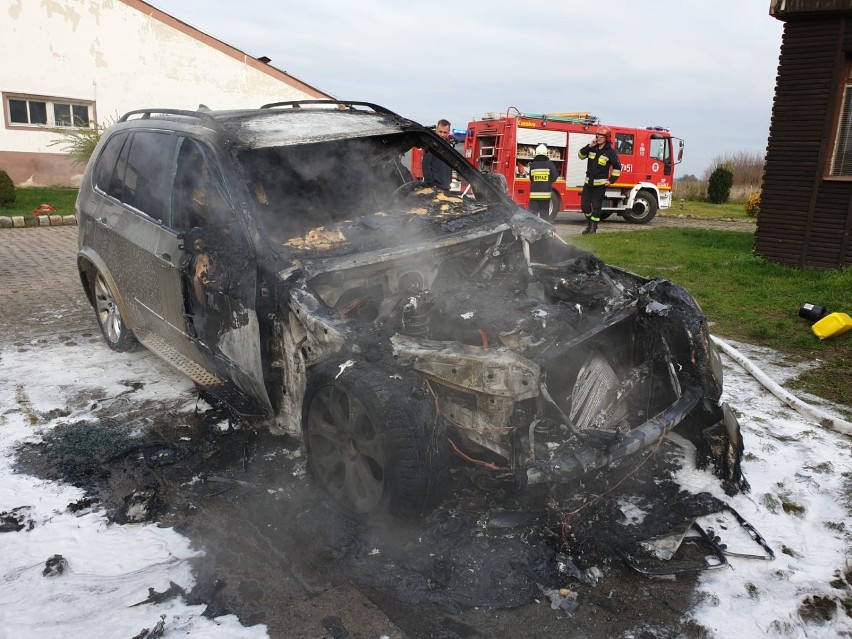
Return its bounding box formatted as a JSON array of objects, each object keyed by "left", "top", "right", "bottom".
[
  {"left": 118, "top": 108, "right": 219, "bottom": 129},
  {"left": 259, "top": 99, "right": 400, "bottom": 117}
]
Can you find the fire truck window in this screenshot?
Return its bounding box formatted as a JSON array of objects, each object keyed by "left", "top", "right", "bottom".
[
  {"left": 650, "top": 139, "right": 668, "bottom": 161},
  {"left": 615, "top": 134, "right": 634, "bottom": 155}
]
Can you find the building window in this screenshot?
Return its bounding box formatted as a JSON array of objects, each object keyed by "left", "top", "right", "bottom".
[
  {"left": 830, "top": 60, "right": 852, "bottom": 176},
  {"left": 4, "top": 93, "right": 94, "bottom": 129}
]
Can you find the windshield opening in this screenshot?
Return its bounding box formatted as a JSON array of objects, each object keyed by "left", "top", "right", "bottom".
[{"left": 235, "top": 132, "right": 506, "bottom": 250}]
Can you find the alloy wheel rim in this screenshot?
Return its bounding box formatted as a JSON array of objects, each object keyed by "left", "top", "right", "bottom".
[{"left": 307, "top": 385, "right": 386, "bottom": 513}]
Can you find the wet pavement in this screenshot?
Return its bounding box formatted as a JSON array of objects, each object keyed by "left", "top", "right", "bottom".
[{"left": 0, "top": 226, "right": 92, "bottom": 346}]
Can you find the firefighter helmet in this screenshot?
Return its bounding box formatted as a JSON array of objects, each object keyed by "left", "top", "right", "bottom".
[
  {"left": 535, "top": 144, "right": 548, "bottom": 156},
  {"left": 596, "top": 126, "right": 612, "bottom": 142}
]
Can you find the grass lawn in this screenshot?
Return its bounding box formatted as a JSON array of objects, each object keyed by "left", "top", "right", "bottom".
[
  {"left": 572, "top": 228, "right": 851, "bottom": 408},
  {"left": 0, "top": 187, "right": 78, "bottom": 217}
]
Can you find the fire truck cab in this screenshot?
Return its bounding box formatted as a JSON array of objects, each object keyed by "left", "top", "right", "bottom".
[{"left": 462, "top": 108, "right": 684, "bottom": 223}]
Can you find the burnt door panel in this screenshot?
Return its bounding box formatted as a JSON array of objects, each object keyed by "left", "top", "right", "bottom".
[{"left": 159, "top": 138, "right": 273, "bottom": 415}]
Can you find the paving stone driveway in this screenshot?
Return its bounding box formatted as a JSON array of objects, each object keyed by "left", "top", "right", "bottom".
[{"left": 0, "top": 227, "right": 93, "bottom": 346}]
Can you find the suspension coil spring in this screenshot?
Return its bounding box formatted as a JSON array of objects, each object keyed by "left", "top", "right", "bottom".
[{"left": 401, "top": 291, "right": 435, "bottom": 337}]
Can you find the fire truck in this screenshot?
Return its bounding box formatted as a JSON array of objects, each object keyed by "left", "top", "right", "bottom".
[{"left": 428, "top": 108, "right": 684, "bottom": 223}]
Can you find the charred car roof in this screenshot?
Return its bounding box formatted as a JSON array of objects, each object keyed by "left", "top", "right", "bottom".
[{"left": 117, "top": 100, "right": 421, "bottom": 148}]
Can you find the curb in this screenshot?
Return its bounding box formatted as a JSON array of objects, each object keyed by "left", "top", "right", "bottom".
[{"left": 0, "top": 215, "right": 77, "bottom": 229}]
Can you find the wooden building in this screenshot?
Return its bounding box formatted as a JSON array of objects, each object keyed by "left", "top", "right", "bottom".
[{"left": 757, "top": 0, "right": 852, "bottom": 268}]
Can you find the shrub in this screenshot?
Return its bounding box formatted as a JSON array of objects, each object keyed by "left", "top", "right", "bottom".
[
  {"left": 49, "top": 115, "right": 117, "bottom": 166},
  {"left": 745, "top": 192, "right": 761, "bottom": 218},
  {"left": 0, "top": 169, "right": 15, "bottom": 208},
  {"left": 707, "top": 164, "right": 734, "bottom": 204}
]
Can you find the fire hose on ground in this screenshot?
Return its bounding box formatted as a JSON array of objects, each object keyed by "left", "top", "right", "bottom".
[{"left": 711, "top": 335, "right": 852, "bottom": 437}]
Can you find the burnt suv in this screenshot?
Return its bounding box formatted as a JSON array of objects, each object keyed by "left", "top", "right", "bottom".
[{"left": 76, "top": 100, "right": 745, "bottom": 518}]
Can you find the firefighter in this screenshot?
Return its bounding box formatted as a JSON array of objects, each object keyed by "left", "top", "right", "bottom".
[
  {"left": 578, "top": 126, "right": 622, "bottom": 234},
  {"left": 528, "top": 143, "right": 559, "bottom": 217},
  {"left": 422, "top": 119, "right": 453, "bottom": 190}
]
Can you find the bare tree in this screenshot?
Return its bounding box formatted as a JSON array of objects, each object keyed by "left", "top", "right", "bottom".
[{"left": 702, "top": 150, "right": 765, "bottom": 188}]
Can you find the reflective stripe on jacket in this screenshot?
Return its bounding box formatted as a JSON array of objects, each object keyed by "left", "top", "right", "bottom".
[
  {"left": 528, "top": 154, "right": 559, "bottom": 200},
  {"left": 578, "top": 143, "right": 621, "bottom": 186}
]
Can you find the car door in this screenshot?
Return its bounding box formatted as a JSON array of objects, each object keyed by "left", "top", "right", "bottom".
[
  {"left": 156, "top": 136, "right": 273, "bottom": 416},
  {"left": 85, "top": 130, "right": 178, "bottom": 338}
]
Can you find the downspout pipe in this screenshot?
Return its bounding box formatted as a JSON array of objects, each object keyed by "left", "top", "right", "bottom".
[{"left": 711, "top": 335, "right": 852, "bottom": 437}]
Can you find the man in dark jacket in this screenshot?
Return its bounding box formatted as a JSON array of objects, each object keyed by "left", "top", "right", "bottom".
[
  {"left": 528, "top": 144, "right": 559, "bottom": 218},
  {"left": 422, "top": 119, "right": 453, "bottom": 190},
  {"left": 578, "top": 126, "right": 621, "bottom": 234}
]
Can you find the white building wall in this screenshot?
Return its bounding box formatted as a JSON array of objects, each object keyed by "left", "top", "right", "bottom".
[{"left": 0, "top": 0, "right": 328, "bottom": 183}]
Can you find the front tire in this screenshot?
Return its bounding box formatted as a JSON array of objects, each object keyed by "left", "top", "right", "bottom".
[
  {"left": 303, "top": 360, "right": 448, "bottom": 519},
  {"left": 624, "top": 190, "right": 658, "bottom": 224},
  {"left": 93, "top": 269, "right": 140, "bottom": 352}
]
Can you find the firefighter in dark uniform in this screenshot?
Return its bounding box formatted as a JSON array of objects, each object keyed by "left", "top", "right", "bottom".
[
  {"left": 422, "top": 119, "right": 453, "bottom": 190},
  {"left": 578, "top": 126, "right": 621, "bottom": 234},
  {"left": 528, "top": 144, "right": 559, "bottom": 217}
]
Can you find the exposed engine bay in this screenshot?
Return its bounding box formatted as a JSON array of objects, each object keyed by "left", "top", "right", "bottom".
[{"left": 257, "top": 182, "right": 745, "bottom": 500}]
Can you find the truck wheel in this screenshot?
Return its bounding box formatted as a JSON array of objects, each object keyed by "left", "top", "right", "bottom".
[
  {"left": 303, "top": 360, "right": 448, "bottom": 519},
  {"left": 625, "top": 191, "right": 658, "bottom": 224},
  {"left": 547, "top": 192, "right": 562, "bottom": 221},
  {"left": 93, "top": 269, "right": 140, "bottom": 352}
]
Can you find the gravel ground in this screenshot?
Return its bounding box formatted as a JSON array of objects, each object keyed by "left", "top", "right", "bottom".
[{"left": 554, "top": 212, "right": 757, "bottom": 235}]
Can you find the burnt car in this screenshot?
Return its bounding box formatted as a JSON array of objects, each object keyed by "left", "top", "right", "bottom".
[{"left": 76, "top": 100, "right": 745, "bottom": 518}]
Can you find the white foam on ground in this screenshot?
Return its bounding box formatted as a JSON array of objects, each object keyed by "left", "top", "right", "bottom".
[{"left": 0, "top": 339, "right": 268, "bottom": 639}]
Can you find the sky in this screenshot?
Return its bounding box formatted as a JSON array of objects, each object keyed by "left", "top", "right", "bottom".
[
  {"left": 1, "top": 334, "right": 850, "bottom": 637},
  {"left": 148, "top": 0, "right": 784, "bottom": 179}
]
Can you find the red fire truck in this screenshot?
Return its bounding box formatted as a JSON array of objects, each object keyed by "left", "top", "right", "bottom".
[{"left": 436, "top": 108, "right": 683, "bottom": 223}]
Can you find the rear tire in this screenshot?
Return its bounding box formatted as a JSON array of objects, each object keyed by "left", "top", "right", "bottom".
[
  {"left": 303, "top": 360, "right": 448, "bottom": 519},
  {"left": 93, "top": 269, "right": 140, "bottom": 352},
  {"left": 624, "top": 191, "right": 658, "bottom": 224},
  {"left": 547, "top": 192, "right": 562, "bottom": 221}
]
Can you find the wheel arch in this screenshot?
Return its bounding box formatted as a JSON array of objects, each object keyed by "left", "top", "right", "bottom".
[
  {"left": 77, "top": 250, "right": 137, "bottom": 332},
  {"left": 624, "top": 183, "right": 661, "bottom": 209}
]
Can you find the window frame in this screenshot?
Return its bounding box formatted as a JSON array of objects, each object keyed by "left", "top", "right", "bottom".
[
  {"left": 827, "top": 56, "right": 852, "bottom": 180},
  {"left": 3, "top": 92, "right": 96, "bottom": 131}
]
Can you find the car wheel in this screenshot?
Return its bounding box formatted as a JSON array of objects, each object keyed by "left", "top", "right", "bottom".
[
  {"left": 547, "top": 192, "right": 562, "bottom": 221},
  {"left": 93, "top": 269, "right": 140, "bottom": 352},
  {"left": 303, "top": 360, "right": 447, "bottom": 519},
  {"left": 624, "top": 191, "right": 658, "bottom": 224}
]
